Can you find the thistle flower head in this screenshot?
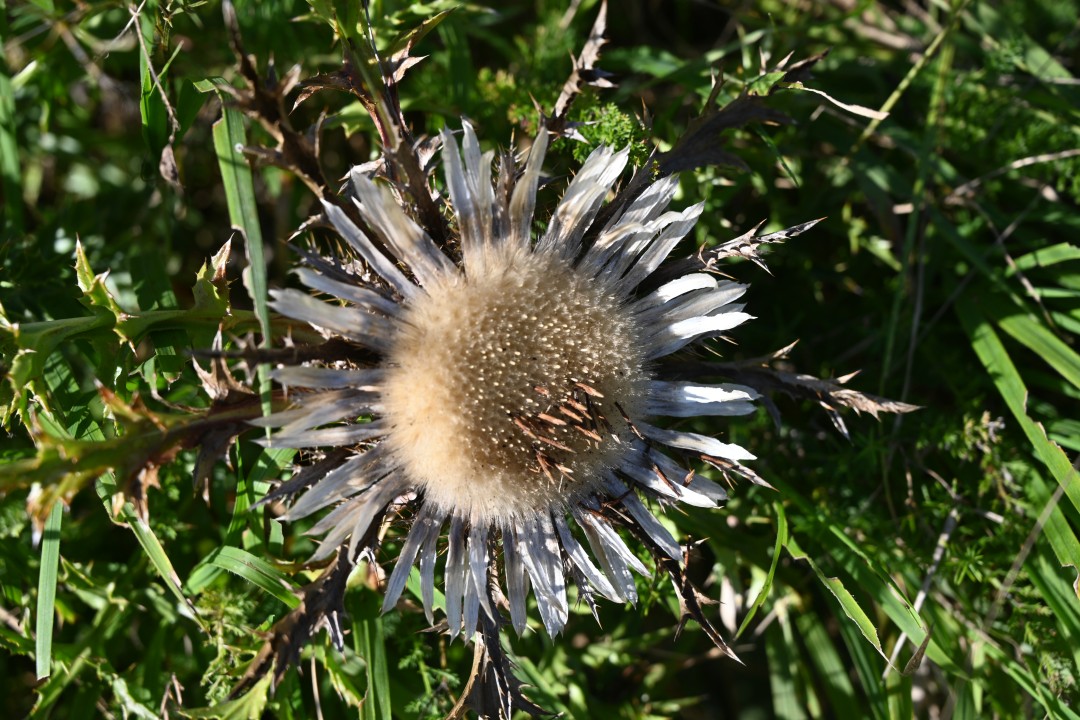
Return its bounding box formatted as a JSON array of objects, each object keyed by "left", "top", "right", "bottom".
[{"left": 259, "top": 122, "right": 759, "bottom": 640}]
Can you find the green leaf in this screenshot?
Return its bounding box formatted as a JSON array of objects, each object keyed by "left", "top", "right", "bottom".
[
  {"left": 405, "top": 564, "right": 446, "bottom": 614},
  {"left": 1028, "top": 470, "right": 1080, "bottom": 602},
  {"left": 124, "top": 507, "right": 205, "bottom": 631},
  {"left": 227, "top": 446, "right": 294, "bottom": 543},
  {"left": 835, "top": 614, "right": 890, "bottom": 720},
  {"left": 74, "top": 241, "right": 124, "bottom": 322}
]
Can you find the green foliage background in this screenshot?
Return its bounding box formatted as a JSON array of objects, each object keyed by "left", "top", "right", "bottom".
[{"left": 2, "top": 0, "right": 1080, "bottom": 717}]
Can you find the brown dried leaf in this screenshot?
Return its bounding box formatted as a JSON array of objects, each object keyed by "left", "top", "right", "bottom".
[
  {"left": 701, "top": 217, "right": 825, "bottom": 273},
  {"left": 219, "top": 0, "right": 329, "bottom": 198},
  {"left": 657, "top": 94, "right": 789, "bottom": 177},
  {"left": 292, "top": 71, "right": 355, "bottom": 112},
  {"left": 616, "top": 510, "right": 740, "bottom": 663},
  {"left": 386, "top": 9, "right": 454, "bottom": 84},
  {"left": 191, "top": 333, "right": 259, "bottom": 497},
  {"left": 670, "top": 346, "right": 920, "bottom": 441},
  {"left": 233, "top": 550, "right": 356, "bottom": 696},
  {"left": 546, "top": 1, "right": 612, "bottom": 137},
  {"left": 448, "top": 591, "right": 548, "bottom": 720},
  {"left": 193, "top": 333, "right": 251, "bottom": 403}
]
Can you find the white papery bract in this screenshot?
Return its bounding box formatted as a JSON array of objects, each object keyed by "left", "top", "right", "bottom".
[{"left": 260, "top": 123, "right": 759, "bottom": 639}]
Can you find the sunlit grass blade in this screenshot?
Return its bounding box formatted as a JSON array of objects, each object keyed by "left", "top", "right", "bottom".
[
  {"left": 1029, "top": 549, "right": 1080, "bottom": 670},
  {"left": 352, "top": 592, "right": 392, "bottom": 720},
  {"left": 201, "top": 546, "right": 301, "bottom": 610},
  {"left": 196, "top": 77, "right": 272, "bottom": 414},
  {"left": 1010, "top": 243, "right": 1080, "bottom": 273},
  {"left": 1028, "top": 471, "right": 1080, "bottom": 601},
  {"left": 795, "top": 612, "right": 861, "bottom": 717},
  {"left": 773, "top": 479, "right": 942, "bottom": 669},
  {"left": 131, "top": 512, "right": 205, "bottom": 625},
  {"left": 958, "top": 297, "right": 1080, "bottom": 516},
  {"left": 90, "top": 471, "right": 206, "bottom": 632},
  {"left": 34, "top": 501, "right": 62, "bottom": 680},
  {"left": 786, "top": 535, "right": 885, "bottom": 661},
  {"left": 996, "top": 308, "right": 1080, "bottom": 391},
  {"left": 764, "top": 615, "right": 808, "bottom": 720},
  {"left": 737, "top": 500, "right": 787, "bottom": 638},
  {"left": 0, "top": 57, "right": 22, "bottom": 234},
  {"left": 31, "top": 600, "right": 133, "bottom": 715}
]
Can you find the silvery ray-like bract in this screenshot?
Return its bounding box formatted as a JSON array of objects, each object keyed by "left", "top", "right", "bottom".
[{"left": 257, "top": 121, "right": 761, "bottom": 641}]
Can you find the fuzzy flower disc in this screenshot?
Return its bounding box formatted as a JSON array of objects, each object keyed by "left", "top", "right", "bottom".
[{"left": 382, "top": 246, "right": 649, "bottom": 523}]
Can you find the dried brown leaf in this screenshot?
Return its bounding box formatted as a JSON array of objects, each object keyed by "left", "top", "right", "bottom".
[
  {"left": 232, "top": 550, "right": 356, "bottom": 696},
  {"left": 546, "top": 1, "right": 612, "bottom": 137},
  {"left": 616, "top": 509, "right": 740, "bottom": 663},
  {"left": 668, "top": 348, "right": 920, "bottom": 441},
  {"left": 701, "top": 217, "right": 825, "bottom": 273}
]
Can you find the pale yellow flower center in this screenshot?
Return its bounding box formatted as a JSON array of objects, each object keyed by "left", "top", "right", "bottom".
[{"left": 381, "top": 247, "right": 649, "bottom": 523}]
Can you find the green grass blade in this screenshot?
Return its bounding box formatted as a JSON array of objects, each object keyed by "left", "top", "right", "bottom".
[
  {"left": 34, "top": 501, "right": 62, "bottom": 679},
  {"left": 352, "top": 591, "right": 392, "bottom": 720},
  {"left": 202, "top": 546, "right": 300, "bottom": 610},
  {"left": 983, "top": 642, "right": 1080, "bottom": 720},
  {"left": 884, "top": 666, "right": 913, "bottom": 720},
  {"left": 765, "top": 616, "right": 808, "bottom": 720},
  {"left": 129, "top": 512, "right": 205, "bottom": 627},
  {"left": 835, "top": 616, "right": 890, "bottom": 720},
  {"left": 1029, "top": 549, "right": 1080, "bottom": 670},
  {"left": 957, "top": 297, "right": 1080, "bottom": 517},
  {"left": 771, "top": 480, "right": 942, "bottom": 668},
  {"left": 786, "top": 535, "right": 885, "bottom": 660},
  {"left": 31, "top": 602, "right": 132, "bottom": 715},
  {"left": 795, "top": 612, "right": 861, "bottom": 717},
  {"left": 188, "top": 449, "right": 296, "bottom": 596},
  {"left": 89, "top": 470, "right": 203, "bottom": 630},
  {"left": 198, "top": 77, "right": 272, "bottom": 414},
  {"left": 996, "top": 308, "right": 1080, "bottom": 391},
  {"left": 405, "top": 565, "right": 446, "bottom": 612},
  {"left": 1010, "top": 242, "right": 1080, "bottom": 273},
  {"left": 227, "top": 448, "right": 294, "bottom": 543},
  {"left": 0, "top": 54, "right": 22, "bottom": 234},
  {"left": 737, "top": 500, "right": 787, "bottom": 638},
  {"left": 1028, "top": 470, "right": 1080, "bottom": 601}
]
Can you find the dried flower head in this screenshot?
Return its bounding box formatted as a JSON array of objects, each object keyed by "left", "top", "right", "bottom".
[{"left": 258, "top": 122, "right": 760, "bottom": 640}]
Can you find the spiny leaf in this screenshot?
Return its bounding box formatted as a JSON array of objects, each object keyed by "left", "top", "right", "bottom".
[
  {"left": 192, "top": 239, "right": 232, "bottom": 315},
  {"left": 182, "top": 670, "right": 273, "bottom": 720},
  {"left": 74, "top": 240, "right": 124, "bottom": 322}
]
